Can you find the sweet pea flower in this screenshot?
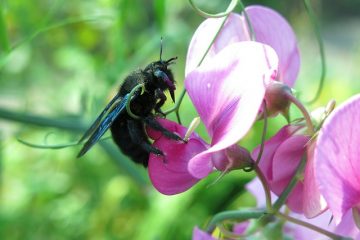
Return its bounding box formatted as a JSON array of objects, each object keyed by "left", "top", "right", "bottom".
[
  {"left": 185, "top": 6, "right": 300, "bottom": 178},
  {"left": 185, "top": 41, "right": 278, "bottom": 178},
  {"left": 252, "top": 124, "right": 327, "bottom": 217},
  {"left": 314, "top": 94, "right": 360, "bottom": 227}
]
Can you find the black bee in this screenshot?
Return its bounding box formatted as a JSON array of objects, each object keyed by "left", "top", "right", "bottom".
[{"left": 77, "top": 42, "right": 182, "bottom": 166}]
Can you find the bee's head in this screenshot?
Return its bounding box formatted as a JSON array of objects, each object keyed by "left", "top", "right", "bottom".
[
  {"left": 152, "top": 58, "right": 177, "bottom": 102},
  {"left": 145, "top": 39, "right": 177, "bottom": 102}
]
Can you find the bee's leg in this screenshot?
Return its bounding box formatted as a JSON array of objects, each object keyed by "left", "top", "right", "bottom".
[
  {"left": 127, "top": 119, "right": 163, "bottom": 156},
  {"left": 154, "top": 88, "right": 167, "bottom": 117},
  {"left": 144, "top": 116, "right": 184, "bottom": 142}
]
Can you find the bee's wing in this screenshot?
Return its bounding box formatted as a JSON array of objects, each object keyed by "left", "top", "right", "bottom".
[
  {"left": 77, "top": 93, "right": 129, "bottom": 157},
  {"left": 78, "top": 93, "right": 122, "bottom": 143}
]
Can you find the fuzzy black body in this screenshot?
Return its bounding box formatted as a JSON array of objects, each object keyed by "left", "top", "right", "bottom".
[
  {"left": 77, "top": 58, "right": 180, "bottom": 167},
  {"left": 111, "top": 64, "right": 174, "bottom": 166}
]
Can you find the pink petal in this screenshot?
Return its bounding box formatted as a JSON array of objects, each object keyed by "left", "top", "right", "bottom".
[
  {"left": 270, "top": 135, "right": 309, "bottom": 213},
  {"left": 233, "top": 222, "right": 250, "bottom": 235},
  {"left": 253, "top": 125, "right": 318, "bottom": 214},
  {"left": 186, "top": 6, "right": 300, "bottom": 87},
  {"left": 185, "top": 13, "right": 249, "bottom": 76},
  {"left": 192, "top": 227, "right": 216, "bottom": 240},
  {"left": 252, "top": 125, "right": 301, "bottom": 182},
  {"left": 185, "top": 42, "right": 278, "bottom": 178},
  {"left": 335, "top": 209, "right": 360, "bottom": 238},
  {"left": 314, "top": 94, "right": 360, "bottom": 224},
  {"left": 272, "top": 135, "right": 309, "bottom": 183},
  {"left": 246, "top": 6, "right": 300, "bottom": 87},
  {"left": 303, "top": 142, "right": 327, "bottom": 218},
  {"left": 146, "top": 117, "right": 181, "bottom": 140},
  {"left": 147, "top": 119, "right": 208, "bottom": 195}
]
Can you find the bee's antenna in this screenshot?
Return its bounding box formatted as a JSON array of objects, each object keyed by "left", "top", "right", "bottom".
[
  {"left": 166, "top": 56, "right": 178, "bottom": 65},
  {"left": 160, "top": 37, "right": 163, "bottom": 61}
]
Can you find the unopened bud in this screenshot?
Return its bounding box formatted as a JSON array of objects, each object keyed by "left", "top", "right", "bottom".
[
  {"left": 212, "top": 145, "right": 253, "bottom": 172},
  {"left": 264, "top": 82, "right": 292, "bottom": 118}
]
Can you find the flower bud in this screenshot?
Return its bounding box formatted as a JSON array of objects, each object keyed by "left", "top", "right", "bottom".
[
  {"left": 212, "top": 145, "right": 253, "bottom": 172},
  {"left": 264, "top": 82, "right": 292, "bottom": 118}
]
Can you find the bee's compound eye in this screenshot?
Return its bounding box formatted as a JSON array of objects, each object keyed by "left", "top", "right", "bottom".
[
  {"left": 154, "top": 70, "right": 175, "bottom": 103},
  {"left": 154, "top": 70, "right": 174, "bottom": 89}
]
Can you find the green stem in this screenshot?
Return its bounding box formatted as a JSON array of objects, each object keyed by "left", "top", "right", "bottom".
[
  {"left": 255, "top": 101, "right": 267, "bottom": 165},
  {"left": 254, "top": 165, "right": 272, "bottom": 212},
  {"left": 303, "top": 0, "right": 326, "bottom": 104},
  {"left": 164, "top": 87, "right": 186, "bottom": 122},
  {"left": 276, "top": 212, "right": 351, "bottom": 240},
  {"left": 0, "top": 107, "right": 148, "bottom": 187},
  {"left": 207, "top": 209, "right": 265, "bottom": 232},
  {"left": 272, "top": 154, "right": 307, "bottom": 212},
  {"left": 126, "top": 83, "right": 145, "bottom": 119},
  {"left": 188, "top": 0, "right": 238, "bottom": 18},
  {"left": 238, "top": 0, "right": 256, "bottom": 41},
  {"left": 286, "top": 92, "right": 315, "bottom": 136},
  {"left": 0, "top": 107, "right": 85, "bottom": 131}
]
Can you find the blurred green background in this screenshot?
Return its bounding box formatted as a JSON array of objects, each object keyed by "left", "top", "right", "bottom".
[{"left": 0, "top": 0, "right": 359, "bottom": 239}]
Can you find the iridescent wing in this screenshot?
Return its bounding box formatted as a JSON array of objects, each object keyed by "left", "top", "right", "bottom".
[
  {"left": 77, "top": 93, "right": 129, "bottom": 157},
  {"left": 78, "top": 93, "right": 121, "bottom": 143}
]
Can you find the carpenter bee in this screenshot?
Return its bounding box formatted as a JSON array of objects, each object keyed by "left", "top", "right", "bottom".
[{"left": 77, "top": 41, "right": 182, "bottom": 167}]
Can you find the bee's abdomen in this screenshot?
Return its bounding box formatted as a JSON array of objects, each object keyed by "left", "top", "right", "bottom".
[{"left": 110, "top": 116, "right": 149, "bottom": 167}]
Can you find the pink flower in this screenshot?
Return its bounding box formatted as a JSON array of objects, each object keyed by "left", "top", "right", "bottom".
[
  {"left": 185, "top": 41, "right": 277, "bottom": 178},
  {"left": 185, "top": 6, "right": 300, "bottom": 178},
  {"left": 314, "top": 94, "right": 360, "bottom": 227},
  {"left": 252, "top": 125, "right": 327, "bottom": 217}
]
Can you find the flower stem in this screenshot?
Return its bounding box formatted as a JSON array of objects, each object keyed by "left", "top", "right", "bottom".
[
  {"left": 286, "top": 92, "right": 315, "bottom": 136},
  {"left": 0, "top": 107, "right": 148, "bottom": 187},
  {"left": 126, "top": 83, "right": 145, "bottom": 119},
  {"left": 276, "top": 212, "right": 351, "bottom": 240},
  {"left": 238, "top": 0, "right": 256, "bottom": 41},
  {"left": 206, "top": 209, "right": 265, "bottom": 232},
  {"left": 255, "top": 101, "right": 268, "bottom": 165},
  {"left": 303, "top": 0, "right": 326, "bottom": 104},
  {"left": 188, "top": 0, "right": 239, "bottom": 18},
  {"left": 254, "top": 165, "right": 272, "bottom": 212}
]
